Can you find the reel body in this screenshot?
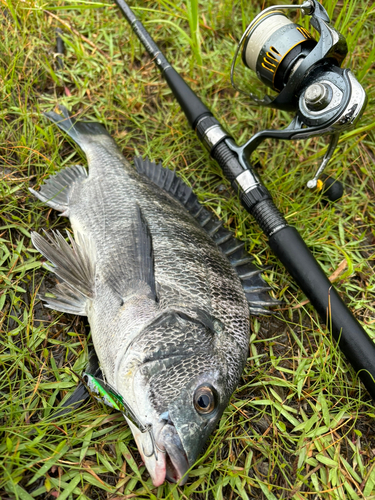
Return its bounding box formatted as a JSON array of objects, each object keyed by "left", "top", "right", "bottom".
[{"left": 231, "top": 0, "right": 367, "bottom": 197}]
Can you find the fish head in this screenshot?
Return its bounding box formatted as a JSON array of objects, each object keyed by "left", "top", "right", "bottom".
[{"left": 117, "top": 309, "right": 249, "bottom": 486}]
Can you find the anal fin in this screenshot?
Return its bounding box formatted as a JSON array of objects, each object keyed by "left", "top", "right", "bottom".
[
  {"left": 40, "top": 281, "right": 88, "bottom": 316},
  {"left": 29, "top": 164, "right": 87, "bottom": 214}
]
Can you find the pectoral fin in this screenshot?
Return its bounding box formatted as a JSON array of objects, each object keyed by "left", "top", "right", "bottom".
[
  {"left": 106, "top": 204, "right": 156, "bottom": 301},
  {"left": 134, "top": 157, "right": 279, "bottom": 314}
]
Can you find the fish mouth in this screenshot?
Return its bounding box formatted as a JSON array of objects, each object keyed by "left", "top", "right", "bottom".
[
  {"left": 126, "top": 418, "right": 190, "bottom": 486},
  {"left": 159, "top": 423, "right": 190, "bottom": 485}
]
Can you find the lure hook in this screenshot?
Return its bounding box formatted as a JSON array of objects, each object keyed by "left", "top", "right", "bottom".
[{"left": 141, "top": 424, "right": 166, "bottom": 461}]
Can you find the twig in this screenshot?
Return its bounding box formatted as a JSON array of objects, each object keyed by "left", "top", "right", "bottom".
[
  {"left": 44, "top": 9, "right": 109, "bottom": 60},
  {"left": 328, "top": 258, "right": 348, "bottom": 282}
]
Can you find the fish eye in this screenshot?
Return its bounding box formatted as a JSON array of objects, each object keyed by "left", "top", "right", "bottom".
[{"left": 193, "top": 385, "right": 216, "bottom": 414}]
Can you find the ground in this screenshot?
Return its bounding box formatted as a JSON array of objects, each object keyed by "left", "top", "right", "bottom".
[{"left": 0, "top": 0, "right": 374, "bottom": 499}]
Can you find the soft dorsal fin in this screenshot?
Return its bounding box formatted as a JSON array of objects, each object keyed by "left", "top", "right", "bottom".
[
  {"left": 31, "top": 230, "right": 96, "bottom": 315},
  {"left": 134, "top": 157, "right": 279, "bottom": 314},
  {"left": 29, "top": 164, "right": 87, "bottom": 215},
  {"left": 134, "top": 157, "right": 195, "bottom": 209}
]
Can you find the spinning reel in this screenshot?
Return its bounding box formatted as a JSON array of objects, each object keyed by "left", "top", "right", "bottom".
[{"left": 231, "top": 0, "right": 367, "bottom": 201}]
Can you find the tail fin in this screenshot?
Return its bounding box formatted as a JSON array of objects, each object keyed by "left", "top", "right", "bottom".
[{"left": 44, "top": 105, "right": 113, "bottom": 153}]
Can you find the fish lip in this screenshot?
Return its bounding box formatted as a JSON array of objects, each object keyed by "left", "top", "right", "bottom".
[
  {"left": 164, "top": 446, "right": 189, "bottom": 485},
  {"left": 125, "top": 411, "right": 190, "bottom": 486},
  {"left": 157, "top": 422, "right": 190, "bottom": 485}
]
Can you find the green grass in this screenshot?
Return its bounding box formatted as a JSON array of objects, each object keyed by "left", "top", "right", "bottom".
[{"left": 0, "top": 0, "right": 374, "bottom": 498}]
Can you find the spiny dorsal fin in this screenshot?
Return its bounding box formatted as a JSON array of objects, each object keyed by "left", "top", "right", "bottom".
[
  {"left": 134, "top": 156, "right": 279, "bottom": 314},
  {"left": 31, "top": 230, "right": 96, "bottom": 314},
  {"left": 29, "top": 164, "right": 87, "bottom": 215}
]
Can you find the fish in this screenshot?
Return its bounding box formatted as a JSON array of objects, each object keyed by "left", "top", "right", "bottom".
[{"left": 30, "top": 106, "right": 277, "bottom": 486}]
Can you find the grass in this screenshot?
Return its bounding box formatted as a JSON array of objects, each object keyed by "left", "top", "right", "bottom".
[{"left": 0, "top": 0, "right": 374, "bottom": 498}]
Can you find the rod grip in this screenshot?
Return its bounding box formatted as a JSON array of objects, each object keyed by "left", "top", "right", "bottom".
[{"left": 269, "top": 226, "right": 375, "bottom": 399}]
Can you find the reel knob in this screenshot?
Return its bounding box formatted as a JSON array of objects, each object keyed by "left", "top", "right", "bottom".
[{"left": 317, "top": 175, "right": 344, "bottom": 202}]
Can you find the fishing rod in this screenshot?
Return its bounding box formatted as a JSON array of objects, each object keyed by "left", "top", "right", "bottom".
[{"left": 114, "top": 0, "right": 375, "bottom": 400}]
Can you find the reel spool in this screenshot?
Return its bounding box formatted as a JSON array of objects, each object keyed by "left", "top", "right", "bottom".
[
  {"left": 241, "top": 10, "right": 317, "bottom": 93},
  {"left": 230, "top": 0, "right": 367, "bottom": 200}
]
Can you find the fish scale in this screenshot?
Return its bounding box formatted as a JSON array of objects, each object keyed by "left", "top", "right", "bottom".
[
  {"left": 30, "top": 106, "right": 276, "bottom": 486},
  {"left": 75, "top": 171, "right": 221, "bottom": 316}
]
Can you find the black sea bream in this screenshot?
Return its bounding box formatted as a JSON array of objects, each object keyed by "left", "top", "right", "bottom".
[{"left": 30, "top": 106, "right": 275, "bottom": 486}]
